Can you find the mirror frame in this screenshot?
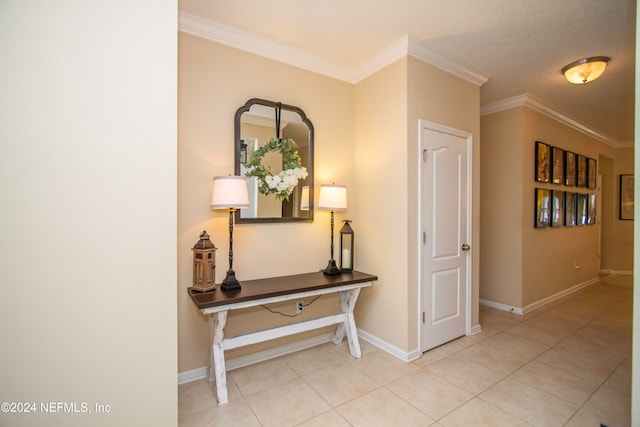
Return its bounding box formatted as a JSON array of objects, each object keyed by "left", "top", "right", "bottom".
[{"left": 234, "top": 98, "right": 314, "bottom": 223}]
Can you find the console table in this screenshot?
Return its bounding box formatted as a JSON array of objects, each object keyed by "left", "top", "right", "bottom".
[{"left": 188, "top": 270, "right": 377, "bottom": 405}]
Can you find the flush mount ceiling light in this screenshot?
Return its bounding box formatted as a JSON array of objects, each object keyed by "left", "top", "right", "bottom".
[{"left": 562, "top": 56, "right": 610, "bottom": 84}]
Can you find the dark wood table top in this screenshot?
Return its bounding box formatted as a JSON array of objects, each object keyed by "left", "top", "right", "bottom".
[{"left": 188, "top": 270, "right": 377, "bottom": 310}]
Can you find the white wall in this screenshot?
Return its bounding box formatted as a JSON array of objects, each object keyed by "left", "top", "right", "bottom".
[{"left": 0, "top": 2, "right": 178, "bottom": 426}]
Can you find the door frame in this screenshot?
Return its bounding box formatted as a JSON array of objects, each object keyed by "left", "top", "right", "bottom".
[{"left": 418, "top": 119, "right": 473, "bottom": 353}]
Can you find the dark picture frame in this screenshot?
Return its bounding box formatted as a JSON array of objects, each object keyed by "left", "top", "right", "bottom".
[
  {"left": 535, "top": 188, "right": 551, "bottom": 228},
  {"left": 565, "top": 192, "right": 577, "bottom": 226},
  {"left": 587, "top": 194, "right": 597, "bottom": 225},
  {"left": 577, "top": 193, "right": 588, "bottom": 225},
  {"left": 577, "top": 155, "right": 587, "bottom": 187},
  {"left": 551, "top": 191, "right": 565, "bottom": 227},
  {"left": 620, "top": 174, "right": 634, "bottom": 220},
  {"left": 565, "top": 151, "right": 577, "bottom": 187},
  {"left": 535, "top": 141, "right": 551, "bottom": 183},
  {"left": 551, "top": 147, "right": 565, "bottom": 185},
  {"left": 587, "top": 158, "right": 597, "bottom": 189}
]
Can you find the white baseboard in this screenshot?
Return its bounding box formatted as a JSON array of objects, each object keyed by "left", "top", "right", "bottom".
[
  {"left": 177, "top": 328, "right": 426, "bottom": 385},
  {"left": 479, "top": 299, "right": 524, "bottom": 315},
  {"left": 180, "top": 276, "right": 605, "bottom": 386},
  {"left": 480, "top": 276, "right": 600, "bottom": 316},
  {"left": 178, "top": 366, "right": 208, "bottom": 385},
  {"left": 522, "top": 276, "right": 599, "bottom": 314},
  {"left": 357, "top": 329, "right": 422, "bottom": 363},
  {"left": 599, "top": 269, "right": 633, "bottom": 276},
  {"left": 470, "top": 323, "right": 482, "bottom": 335}
]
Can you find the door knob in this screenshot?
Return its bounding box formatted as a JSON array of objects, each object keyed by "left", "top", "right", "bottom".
[{"left": 461, "top": 243, "right": 470, "bottom": 251}]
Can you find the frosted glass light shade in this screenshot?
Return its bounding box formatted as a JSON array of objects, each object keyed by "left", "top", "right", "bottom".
[
  {"left": 211, "top": 176, "right": 250, "bottom": 209},
  {"left": 317, "top": 184, "right": 347, "bottom": 211},
  {"left": 562, "top": 56, "right": 609, "bottom": 84},
  {"left": 300, "top": 185, "right": 310, "bottom": 210}
]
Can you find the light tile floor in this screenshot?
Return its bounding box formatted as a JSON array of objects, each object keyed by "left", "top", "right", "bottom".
[{"left": 179, "top": 274, "right": 632, "bottom": 426}]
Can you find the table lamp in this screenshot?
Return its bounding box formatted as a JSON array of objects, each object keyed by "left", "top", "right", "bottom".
[
  {"left": 211, "top": 176, "right": 249, "bottom": 291},
  {"left": 317, "top": 184, "right": 347, "bottom": 275}
]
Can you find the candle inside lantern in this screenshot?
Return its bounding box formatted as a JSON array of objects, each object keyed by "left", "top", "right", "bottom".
[{"left": 342, "top": 248, "right": 351, "bottom": 269}]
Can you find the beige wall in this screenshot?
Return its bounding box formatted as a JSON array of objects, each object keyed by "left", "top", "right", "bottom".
[
  {"left": 608, "top": 147, "right": 634, "bottom": 270},
  {"left": 480, "top": 109, "right": 525, "bottom": 307},
  {"left": 178, "top": 33, "right": 355, "bottom": 372},
  {"left": 1, "top": 1, "right": 177, "bottom": 426},
  {"left": 353, "top": 58, "right": 410, "bottom": 350},
  {"left": 180, "top": 36, "right": 483, "bottom": 368},
  {"left": 520, "top": 108, "right": 610, "bottom": 305},
  {"left": 406, "top": 57, "right": 482, "bottom": 345},
  {"left": 480, "top": 105, "right": 630, "bottom": 309}
]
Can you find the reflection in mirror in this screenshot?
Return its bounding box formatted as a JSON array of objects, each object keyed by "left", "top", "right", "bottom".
[{"left": 234, "top": 98, "right": 314, "bottom": 223}]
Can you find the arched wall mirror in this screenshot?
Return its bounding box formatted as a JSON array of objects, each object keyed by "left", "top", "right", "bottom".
[{"left": 234, "top": 98, "right": 314, "bottom": 223}]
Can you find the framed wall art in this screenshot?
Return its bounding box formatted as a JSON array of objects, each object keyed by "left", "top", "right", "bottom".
[
  {"left": 587, "top": 194, "right": 597, "bottom": 225},
  {"left": 535, "top": 141, "right": 551, "bottom": 183},
  {"left": 551, "top": 147, "right": 564, "bottom": 185},
  {"left": 565, "top": 192, "right": 577, "bottom": 226},
  {"left": 577, "top": 193, "right": 588, "bottom": 225},
  {"left": 535, "top": 188, "right": 551, "bottom": 228},
  {"left": 620, "top": 174, "right": 634, "bottom": 220},
  {"left": 587, "top": 158, "right": 597, "bottom": 189},
  {"left": 565, "top": 151, "right": 577, "bottom": 186},
  {"left": 577, "top": 155, "right": 587, "bottom": 187},
  {"left": 551, "top": 191, "right": 565, "bottom": 227}
]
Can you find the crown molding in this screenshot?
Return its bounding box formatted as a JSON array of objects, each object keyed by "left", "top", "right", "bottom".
[
  {"left": 178, "top": 12, "right": 489, "bottom": 86},
  {"left": 178, "top": 12, "right": 354, "bottom": 82},
  {"left": 178, "top": 12, "right": 629, "bottom": 146},
  {"left": 350, "top": 35, "right": 411, "bottom": 83},
  {"left": 481, "top": 94, "right": 631, "bottom": 148},
  {"left": 407, "top": 35, "right": 490, "bottom": 87}
]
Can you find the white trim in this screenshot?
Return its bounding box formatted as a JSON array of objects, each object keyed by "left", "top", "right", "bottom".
[
  {"left": 600, "top": 269, "right": 633, "bottom": 275},
  {"left": 358, "top": 329, "right": 422, "bottom": 363},
  {"left": 178, "top": 366, "right": 208, "bottom": 385},
  {"left": 178, "top": 328, "right": 424, "bottom": 386},
  {"left": 178, "top": 12, "right": 353, "bottom": 82},
  {"left": 522, "top": 276, "right": 600, "bottom": 314},
  {"left": 178, "top": 12, "right": 489, "bottom": 87},
  {"left": 178, "top": 14, "right": 629, "bottom": 149},
  {"left": 470, "top": 324, "right": 482, "bottom": 335},
  {"left": 407, "top": 35, "right": 490, "bottom": 87},
  {"left": 479, "top": 299, "right": 524, "bottom": 315},
  {"left": 480, "top": 276, "right": 600, "bottom": 315},
  {"left": 481, "top": 94, "right": 631, "bottom": 148},
  {"left": 351, "top": 36, "right": 412, "bottom": 84}
]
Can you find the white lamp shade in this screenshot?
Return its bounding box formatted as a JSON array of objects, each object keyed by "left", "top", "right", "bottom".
[
  {"left": 562, "top": 56, "right": 609, "bottom": 84},
  {"left": 300, "top": 185, "right": 310, "bottom": 210},
  {"left": 317, "top": 184, "right": 347, "bottom": 211},
  {"left": 211, "top": 176, "right": 250, "bottom": 209}
]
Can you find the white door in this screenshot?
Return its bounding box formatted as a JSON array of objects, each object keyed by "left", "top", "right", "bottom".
[{"left": 420, "top": 121, "right": 471, "bottom": 352}]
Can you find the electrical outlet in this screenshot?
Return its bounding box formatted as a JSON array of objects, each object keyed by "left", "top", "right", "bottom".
[{"left": 296, "top": 301, "right": 304, "bottom": 314}]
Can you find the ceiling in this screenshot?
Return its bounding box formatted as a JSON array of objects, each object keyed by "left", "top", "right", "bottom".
[{"left": 178, "top": 0, "right": 636, "bottom": 146}]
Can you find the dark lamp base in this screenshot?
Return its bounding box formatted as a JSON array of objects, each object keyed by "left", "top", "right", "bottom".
[
  {"left": 323, "top": 259, "right": 341, "bottom": 276},
  {"left": 221, "top": 270, "right": 241, "bottom": 292}
]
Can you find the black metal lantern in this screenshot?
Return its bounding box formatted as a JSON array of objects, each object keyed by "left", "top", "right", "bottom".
[
  {"left": 240, "top": 140, "right": 248, "bottom": 164},
  {"left": 339, "top": 220, "right": 354, "bottom": 273}
]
